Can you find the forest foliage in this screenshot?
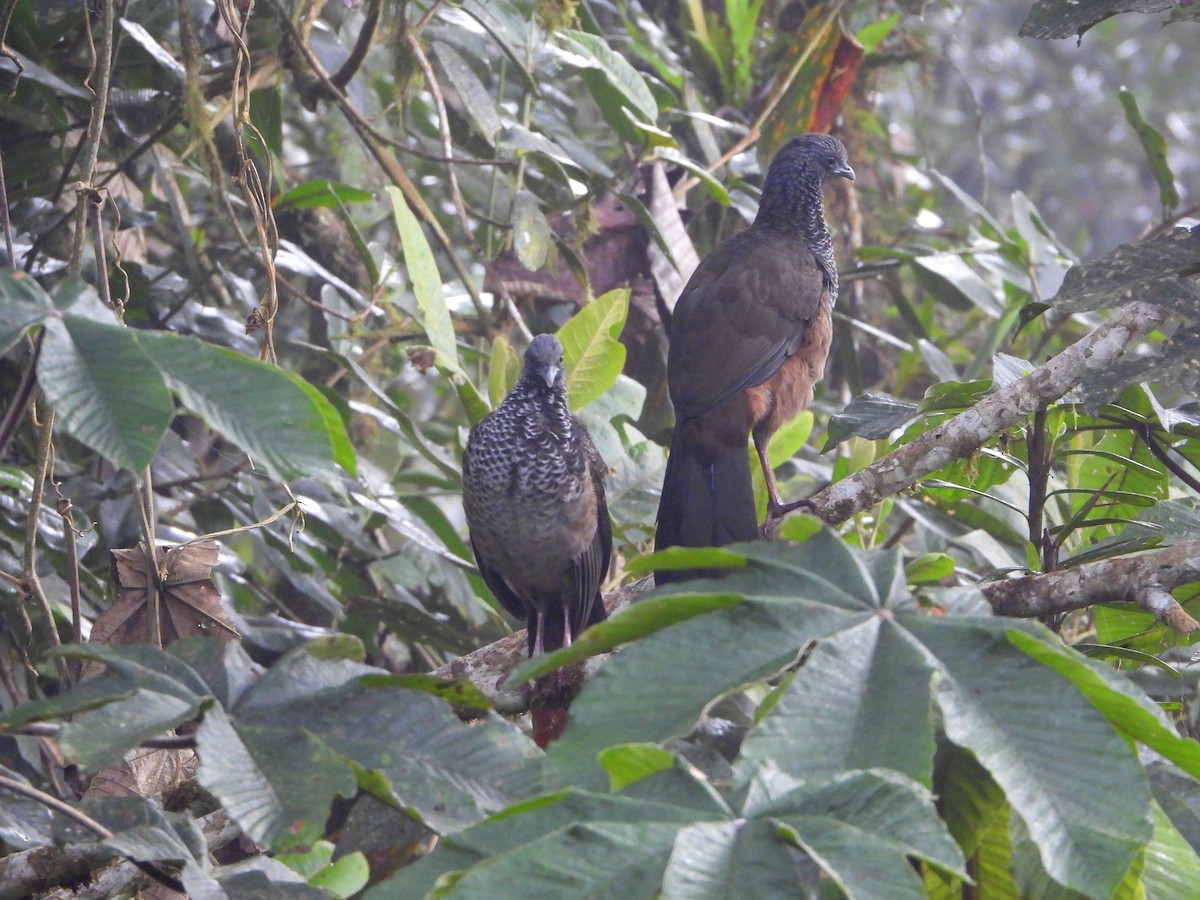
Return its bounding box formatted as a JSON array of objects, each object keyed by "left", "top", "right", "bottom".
[{"left": 1, "top": 0, "right": 1199, "bottom": 897}]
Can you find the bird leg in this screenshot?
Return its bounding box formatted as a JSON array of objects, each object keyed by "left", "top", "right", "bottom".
[
  {"left": 755, "top": 435, "right": 815, "bottom": 523},
  {"left": 532, "top": 610, "right": 546, "bottom": 657}
]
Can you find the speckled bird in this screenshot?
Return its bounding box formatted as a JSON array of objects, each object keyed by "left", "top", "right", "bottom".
[{"left": 462, "top": 333, "right": 611, "bottom": 657}]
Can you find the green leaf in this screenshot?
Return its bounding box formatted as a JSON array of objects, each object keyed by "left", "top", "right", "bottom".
[
  {"left": 0, "top": 269, "right": 52, "bottom": 354},
  {"left": 1142, "top": 800, "right": 1200, "bottom": 900},
  {"left": 275, "top": 180, "right": 374, "bottom": 210},
  {"left": 913, "top": 252, "right": 1002, "bottom": 316},
  {"left": 824, "top": 393, "right": 918, "bottom": 451},
  {"left": 912, "top": 619, "right": 1152, "bottom": 895},
  {"left": 557, "top": 30, "right": 658, "bottom": 123},
  {"left": 652, "top": 146, "right": 731, "bottom": 206},
  {"left": 1120, "top": 88, "right": 1179, "bottom": 218},
  {"left": 598, "top": 744, "right": 676, "bottom": 793},
  {"left": 511, "top": 190, "right": 552, "bottom": 272},
  {"left": 196, "top": 705, "right": 357, "bottom": 852},
  {"left": 239, "top": 677, "right": 543, "bottom": 834},
  {"left": 38, "top": 315, "right": 173, "bottom": 472},
  {"left": 137, "top": 330, "right": 355, "bottom": 482},
  {"left": 487, "top": 334, "right": 520, "bottom": 408},
  {"left": 558, "top": 288, "right": 629, "bottom": 411},
  {"left": 431, "top": 41, "right": 503, "bottom": 145},
  {"left": 856, "top": 11, "right": 900, "bottom": 53},
  {"left": 12, "top": 644, "right": 213, "bottom": 770},
  {"left": 1009, "top": 630, "right": 1200, "bottom": 781},
  {"left": 387, "top": 185, "right": 459, "bottom": 370},
  {"left": 361, "top": 673, "right": 493, "bottom": 711},
  {"left": 1019, "top": 0, "right": 1173, "bottom": 41},
  {"left": 310, "top": 851, "right": 370, "bottom": 898},
  {"left": 508, "top": 589, "right": 742, "bottom": 686},
  {"left": 249, "top": 87, "right": 283, "bottom": 158},
  {"left": 738, "top": 619, "right": 937, "bottom": 787},
  {"left": 625, "top": 545, "right": 747, "bottom": 578},
  {"left": 548, "top": 536, "right": 882, "bottom": 781},
  {"left": 277, "top": 840, "right": 335, "bottom": 879},
  {"left": 763, "top": 770, "right": 968, "bottom": 896},
  {"left": 906, "top": 552, "right": 956, "bottom": 583}
]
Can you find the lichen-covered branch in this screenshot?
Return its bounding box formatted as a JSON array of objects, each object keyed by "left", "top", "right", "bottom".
[
  {"left": 982, "top": 539, "right": 1200, "bottom": 620},
  {"left": 796, "top": 300, "right": 1166, "bottom": 529}
]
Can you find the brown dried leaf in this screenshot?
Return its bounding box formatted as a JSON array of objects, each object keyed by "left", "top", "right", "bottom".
[
  {"left": 85, "top": 747, "right": 196, "bottom": 800},
  {"left": 89, "top": 542, "right": 237, "bottom": 676}
]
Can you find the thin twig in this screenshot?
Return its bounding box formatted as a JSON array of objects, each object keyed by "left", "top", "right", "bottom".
[
  {"left": 265, "top": 0, "right": 492, "bottom": 327},
  {"left": 405, "top": 31, "right": 475, "bottom": 243},
  {"left": 55, "top": 492, "right": 82, "bottom": 684},
  {"left": 0, "top": 140, "right": 14, "bottom": 263},
  {"left": 0, "top": 773, "right": 114, "bottom": 838},
  {"left": 0, "top": 330, "right": 42, "bottom": 459},
  {"left": 69, "top": 0, "right": 116, "bottom": 274},
  {"left": 330, "top": 0, "right": 382, "bottom": 91},
  {"left": 3, "top": 722, "right": 199, "bottom": 749},
  {"left": 137, "top": 471, "right": 162, "bottom": 649},
  {"left": 24, "top": 405, "right": 69, "bottom": 683}
]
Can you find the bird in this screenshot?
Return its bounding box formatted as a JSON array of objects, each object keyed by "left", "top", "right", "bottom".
[
  {"left": 655, "top": 133, "right": 854, "bottom": 580},
  {"left": 462, "top": 333, "right": 611, "bottom": 660}
]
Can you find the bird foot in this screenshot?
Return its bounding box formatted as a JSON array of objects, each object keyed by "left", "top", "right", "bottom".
[{"left": 766, "top": 496, "right": 816, "bottom": 523}]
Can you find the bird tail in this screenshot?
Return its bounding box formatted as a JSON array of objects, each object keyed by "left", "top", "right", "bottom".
[{"left": 655, "top": 414, "right": 758, "bottom": 584}]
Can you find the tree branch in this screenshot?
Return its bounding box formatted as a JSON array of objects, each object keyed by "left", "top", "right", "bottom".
[
  {"left": 790, "top": 300, "right": 1167, "bottom": 530},
  {"left": 982, "top": 539, "right": 1200, "bottom": 620}
]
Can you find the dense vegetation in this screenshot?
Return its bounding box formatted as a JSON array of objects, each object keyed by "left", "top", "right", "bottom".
[{"left": 1, "top": 0, "right": 1198, "bottom": 896}]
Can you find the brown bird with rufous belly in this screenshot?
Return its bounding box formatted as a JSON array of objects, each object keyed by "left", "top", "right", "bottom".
[{"left": 655, "top": 133, "right": 854, "bottom": 582}]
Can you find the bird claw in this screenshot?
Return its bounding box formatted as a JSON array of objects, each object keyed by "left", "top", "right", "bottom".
[{"left": 765, "top": 496, "right": 816, "bottom": 526}]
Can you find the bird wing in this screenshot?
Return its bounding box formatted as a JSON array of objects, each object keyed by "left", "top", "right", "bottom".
[
  {"left": 668, "top": 229, "right": 828, "bottom": 420},
  {"left": 470, "top": 536, "right": 530, "bottom": 623},
  {"left": 570, "top": 433, "right": 612, "bottom": 636}
]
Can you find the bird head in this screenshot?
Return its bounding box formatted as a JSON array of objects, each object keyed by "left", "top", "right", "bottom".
[
  {"left": 523, "top": 333, "right": 565, "bottom": 389},
  {"left": 774, "top": 133, "right": 854, "bottom": 183}
]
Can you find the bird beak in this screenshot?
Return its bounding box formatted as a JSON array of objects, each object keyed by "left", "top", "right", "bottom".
[
  {"left": 536, "top": 364, "right": 559, "bottom": 387},
  {"left": 834, "top": 163, "right": 855, "bottom": 182}
]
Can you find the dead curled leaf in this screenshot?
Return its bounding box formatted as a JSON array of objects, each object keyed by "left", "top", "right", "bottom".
[{"left": 82, "top": 541, "right": 238, "bottom": 682}]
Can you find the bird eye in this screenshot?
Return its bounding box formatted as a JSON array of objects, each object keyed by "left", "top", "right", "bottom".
[{"left": 826, "top": 155, "right": 837, "bottom": 167}]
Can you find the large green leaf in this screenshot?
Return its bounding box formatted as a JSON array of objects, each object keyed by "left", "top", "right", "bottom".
[
  {"left": 557, "top": 288, "right": 629, "bottom": 412},
  {"left": 759, "top": 769, "right": 967, "bottom": 898},
  {"left": 137, "top": 330, "right": 355, "bottom": 482},
  {"left": 737, "top": 618, "right": 937, "bottom": 787},
  {"left": 369, "top": 764, "right": 962, "bottom": 900},
  {"left": 556, "top": 30, "right": 659, "bottom": 144},
  {"left": 911, "top": 617, "right": 1152, "bottom": 895},
  {"left": 387, "top": 185, "right": 459, "bottom": 371},
  {"left": 39, "top": 314, "right": 174, "bottom": 472},
  {"left": 1141, "top": 801, "right": 1200, "bottom": 900},
  {"left": 547, "top": 534, "right": 882, "bottom": 782},
  {"left": 431, "top": 41, "right": 503, "bottom": 145},
  {"left": 546, "top": 531, "right": 1169, "bottom": 896},
  {"left": 0, "top": 268, "right": 53, "bottom": 353},
  {"left": 0, "top": 644, "right": 212, "bottom": 770},
  {"left": 196, "top": 705, "right": 357, "bottom": 852},
  {"left": 235, "top": 667, "right": 544, "bottom": 835}
]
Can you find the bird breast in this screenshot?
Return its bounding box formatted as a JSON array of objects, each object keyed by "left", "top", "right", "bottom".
[{"left": 463, "top": 408, "right": 598, "bottom": 595}]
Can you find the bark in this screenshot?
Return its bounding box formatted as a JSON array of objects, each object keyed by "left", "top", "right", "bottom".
[
  {"left": 786, "top": 300, "right": 1167, "bottom": 530},
  {"left": 983, "top": 538, "right": 1200, "bottom": 622}
]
